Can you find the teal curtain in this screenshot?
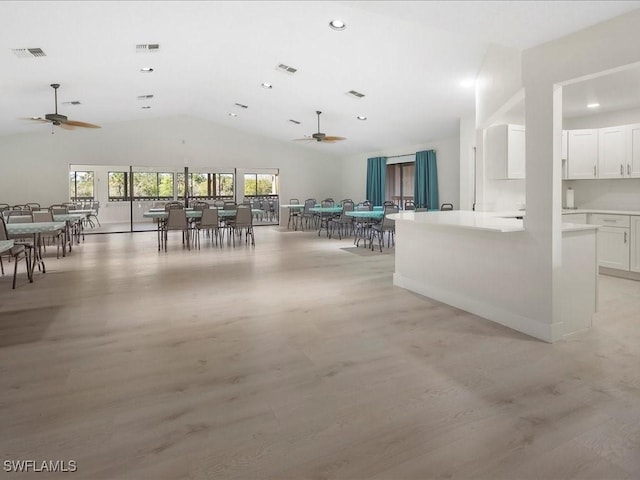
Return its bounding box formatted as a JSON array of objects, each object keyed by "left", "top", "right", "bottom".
[
  {"left": 414, "top": 150, "right": 438, "bottom": 209},
  {"left": 366, "top": 157, "right": 387, "bottom": 206}
]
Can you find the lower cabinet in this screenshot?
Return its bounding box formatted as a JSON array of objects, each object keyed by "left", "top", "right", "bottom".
[
  {"left": 631, "top": 216, "right": 640, "bottom": 272},
  {"left": 589, "top": 213, "right": 631, "bottom": 271},
  {"left": 597, "top": 226, "right": 630, "bottom": 270}
]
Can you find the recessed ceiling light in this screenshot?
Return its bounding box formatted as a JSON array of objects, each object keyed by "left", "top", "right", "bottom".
[
  {"left": 357, "top": 116, "right": 367, "bottom": 120},
  {"left": 140, "top": 67, "right": 154, "bottom": 73},
  {"left": 261, "top": 82, "right": 272, "bottom": 89},
  {"left": 587, "top": 103, "right": 600, "bottom": 109},
  {"left": 228, "top": 112, "right": 238, "bottom": 117},
  {"left": 459, "top": 79, "right": 475, "bottom": 88},
  {"left": 329, "top": 20, "right": 346, "bottom": 31}
]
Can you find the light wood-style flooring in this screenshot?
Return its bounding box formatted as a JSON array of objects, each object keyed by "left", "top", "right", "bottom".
[{"left": 1, "top": 227, "right": 639, "bottom": 479}]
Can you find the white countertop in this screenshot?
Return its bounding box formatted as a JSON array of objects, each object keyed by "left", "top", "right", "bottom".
[
  {"left": 389, "top": 210, "right": 598, "bottom": 233},
  {"left": 563, "top": 208, "right": 640, "bottom": 216}
]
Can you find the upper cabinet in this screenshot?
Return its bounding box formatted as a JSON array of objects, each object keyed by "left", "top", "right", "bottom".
[
  {"left": 630, "top": 123, "right": 640, "bottom": 178},
  {"left": 485, "top": 124, "right": 525, "bottom": 179},
  {"left": 567, "top": 129, "right": 598, "bottom": 179},
  {"left": 566, "top": 123, "right": 640, "bottom": 180},
  {"left": 598, "top": 125, "right": 629, "bottom": 178}
]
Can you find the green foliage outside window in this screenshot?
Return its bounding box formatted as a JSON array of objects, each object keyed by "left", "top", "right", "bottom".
[{"left": 69, "top": 171, "right": 94, "bottom": 199}]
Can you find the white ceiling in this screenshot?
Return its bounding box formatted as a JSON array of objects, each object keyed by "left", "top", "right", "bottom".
[{"left": 1, "top": 1, "right": 639, "bottom": 156}]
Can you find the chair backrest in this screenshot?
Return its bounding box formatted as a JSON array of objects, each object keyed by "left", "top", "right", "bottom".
[
  {"left": 404, "top": 200, "right": 415, "bottom": 211},
  {"left": 199, "top": 207, "right": 219, "bottom": 227},
  {"left": 12, "top": 204, "right": 27, "bottom": 210},
  {"left": 65, "top": 202, "right": 78, "bottom": 211},
  {"left": 152, "top": 201, "right": 167, "bottom": 209},
  {"left": 33, "top": 210, "right": 53, "bottom": 222},
  {"left": 0, "top": 215, "right": 9, "bottom": 240},
  {"left": 166, "top": 208, "right": 187, "bottom": 229},
  {"left": 415, "top": 207, "right": 429, "bottom": 212},
  {"left": 289, "top": 198, "right": 300, "bottom": 205},
  {"left": 440, "top": 203, "right": 454, "bottom": 211},
  {"left": 193, "top": 201, "right": 209, "bottom": 211},
  {"left": 383, "top": 201, "right": 395, "bottom": 207},
  {"left": 91, "top": 201, "right": 100, "bottom": 212},
  {"left": 235, "top": 205, "right": 252, "bottom": 226},
  {"left": 223, "top": 202, "right": 237, "bottom": 211},
  {"left": 321, "top": 198, "right": 334, "bottom": 207},
  {"left": 26, "top": 203, "right": 41, "bottom": 211},
  {"left": 164, "top": 201, "right": 184, "bottom": 210},
  {"left": 0, "top": 204, "right": 9, "bottom": 212},
  {"left": 383, "top": 205, "right": 400, "bottom": 229},
  {"left": 50, "top": 205, "right": 68, "bottom": 215},
  {"left": 213, "top": 199, "right": 225, "bottom": 208},
  {"left": 6, "top": 210, "right": 33, "bottom": 223},
  {"left": 304, "top": 198, "right": 316, "bottom": 214}
]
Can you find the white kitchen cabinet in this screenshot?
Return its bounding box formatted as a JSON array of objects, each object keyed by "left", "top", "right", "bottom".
[
  {"left": 562, "top": 130, "right": 568, "bottom": 179},
  {"left": 598, "top": 125, "right": 629, "bottom": 178},
  {"left": 631, "top": 216, "right": 640, "bottom": 272},
  {"left": 567, "top": 129, "right": 598, "bottom": 179},
  {"left": 589, "top": 213, "right": 630, "bottom": 271},
  {"left": 563, "top": 213, "right": 588, "bottom": 224},
  {"left": 485, "top": 124, "right": 525, "bottom": 179},
  {"left": 629, "top": 123, "right": 640, "bottom": 178}
]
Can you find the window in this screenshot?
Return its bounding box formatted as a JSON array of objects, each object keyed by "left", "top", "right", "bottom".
[
  {"left": 244, "top": 173, "right": 278, "bottom": 197},
  {"left": 108, "top": 171, "right": 129, "bottom": 201},
  {"left": 386, "top": 162, "right": 414, "bottom": 207},
  {"left": 132, "top": 172, "right": 174, "bottom": 200},
  {"left": 176, "top": 172, "right": 234, "bottom": 198},
  {"left": 69, "top": 171, "right": 94, "bottom": 201},
  {"left": 214, "top": 173, "right": 234, "bottom": 197}
]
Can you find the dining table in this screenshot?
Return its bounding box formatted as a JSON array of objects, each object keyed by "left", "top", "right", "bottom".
[{"left": 6, "top": 221, "right": 66, "bottom": 278}]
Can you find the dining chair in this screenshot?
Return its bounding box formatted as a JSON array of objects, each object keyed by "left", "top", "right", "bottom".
[
  {"left": 404, "top": 200, "right": 415, "bottom": 211},
  {"left": 33, "top": 210, "right": 64, "bottom": 259},
  {"left": 441, "top": 203, "right": 454, "bottom": 211},
  {"left": 232, "top": 204, "right": 254, "bottom": 246},
  {"left": 329, "top": 201, "right": 354, "bottom": 239},
  {"left": 163, "top": 208, "right": 191, "bottom": 251},
  {"left": 370, "top": 205, "right": 399, "bottom": 251},
  {"left": 0, "top": 216, "right": 31, "bottom": 289},
  {"left": 287, "top": 198, "right": 301, "bottom": 230},
  {"left": 195, "top": 207, "right": 221, "bottom": 249}
]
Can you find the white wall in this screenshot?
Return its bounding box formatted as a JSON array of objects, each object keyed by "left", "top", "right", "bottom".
[
  {"left": 564, "top": 105, "right": 640, "bottom": 130},
  {"left": 474, "top": 44, "right": 524, "bottom": 212},
  {"left": 0, "top": 115, "right": 341, "bottom": 210},
  {"left": 459, "top": 113, "right": 476, "bottom": 210},
  {"left": 339, "top": 135, "right": 460, "bottom": 208}
]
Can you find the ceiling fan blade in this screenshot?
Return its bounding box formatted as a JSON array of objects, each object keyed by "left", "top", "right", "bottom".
[
  {"left": 64, "top": 119, "right": 101, "bottom": 128},
  {"left": 59, "top": 122, "right": 75, "bottom": 130},
  {"left": 323, "top": 136, "right": 346, "bottom": 141}
]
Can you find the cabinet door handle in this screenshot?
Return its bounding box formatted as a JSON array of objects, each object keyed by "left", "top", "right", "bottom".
[
  {"left": 621, "top": 164, "right": 624, "bottom": 175},
  {"left": 624, "top": 231, "right": 627, "bottom": 243},
  {"left": 628, "top": 164, "right": 632, "bottom": 175}
]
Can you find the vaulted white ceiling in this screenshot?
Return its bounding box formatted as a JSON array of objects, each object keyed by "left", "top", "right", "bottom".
[{"left": 1, "top": 1, "right": 638, "bottom": 156}]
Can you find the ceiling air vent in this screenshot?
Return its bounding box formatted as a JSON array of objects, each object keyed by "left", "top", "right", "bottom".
[
  {"left": 234, "top": 103, "right": 248, "bottom": 109},
  {"left": 277, "top": 63, "right": 297, "bottom": 74},
  {"left": 136, "top": 43, "right": 160, "bottom": 52},
  {"left": 137, "top": 94, "right": 154, "bottom": 100},
  {"left": 12, "top": 48, "right": 46, "bottom": 58},
  {"left": 347, "top": 90, "right": 365, "bottom": 98}
]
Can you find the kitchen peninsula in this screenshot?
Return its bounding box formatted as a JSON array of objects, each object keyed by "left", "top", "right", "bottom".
[{"left": 388, "top": 210, "right": 599, "bottom": 342}]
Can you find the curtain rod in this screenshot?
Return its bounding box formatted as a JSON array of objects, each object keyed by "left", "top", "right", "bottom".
[{"left": 385, "top": 149, "right": 436, "bottom": 159}]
